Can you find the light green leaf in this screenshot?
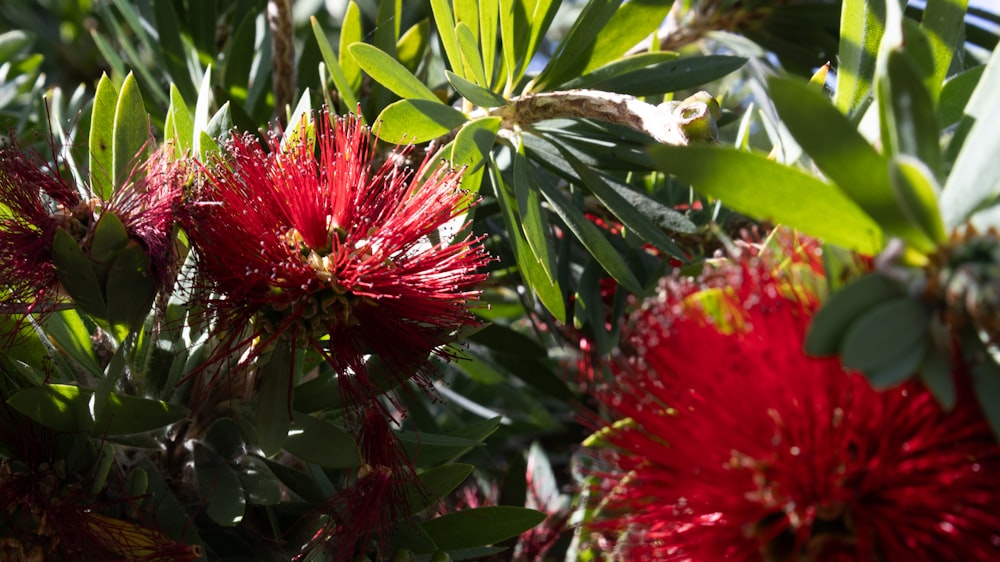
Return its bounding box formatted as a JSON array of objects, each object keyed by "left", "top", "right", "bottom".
[
  {"left": 340, "top": 3, "right": 363, "bottom": 93},
  {"left": 449, "top": 116, "right": 501, "bottom": 192},
  {"left": 419, "top": 507, "right": 546, "bottom": 550},
  {"left": 920, "top": 0, "right": 969, "bottom": 98},
  {"left": 938, "top": 65, "right": 985, "bottom": 128},
  {"left": 349, "top": 42, "right": 439, "bottom": 102},
  {"left": 165, "top": 84, "right": 194, "bottom": 154},
  {"left": 42, "top": 310, "right": 102, "bottom": 377},
  {"left": 530, "top": 0, "right": 624, "bottom": 92},
  {"left": 397, "top": 19, "right": 430, "bottom": 74},
  {"left": 479, "top": 0, "right": 499, "bottom": 86},
  {"left": 311, "top": 16, "right": 360, "bottom": 113},
  {"left": 89, "top": 73, "right": 118, "bottom": 199},
  {"left": 374, "top": 99, "right": 467, "bottom": 144},
  {"left": 649, "top": 144, "right": 882, "bottom": 254},
  {"left": 835, "top": 0, "right": 887, "bottom": 120},
  {"left": 112, "top": 73, "right": 149, "bottom": 194},
  {"left": 769, "top": 76, "right": 931, "bottom": 252},
  {"left": 940, "top": 45, "right": 1000, "bottom": 228},
  {"left": 429, "top": 0, "right": 464, "bottom": 75},
  {"left": 457, "top": 22, "right": 488, "bottom": 87}
]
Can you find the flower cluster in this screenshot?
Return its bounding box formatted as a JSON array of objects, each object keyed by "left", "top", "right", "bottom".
[
  {"left": 585, "top": 236, "right": 1000, "bottom": 561},
  {"left": 183, "top": 110, "right": 491, "bottom": 406}
]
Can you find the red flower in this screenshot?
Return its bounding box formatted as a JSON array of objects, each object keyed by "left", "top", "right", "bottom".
[
  {"left": 586, "top": 237, "right": 1000, "bottom": 561},
  {"left": 0, "top": 137, "right": 181, "bottom": 336},
  {"left": 184, "top": 110, "right": 490, "bottom": 405}
]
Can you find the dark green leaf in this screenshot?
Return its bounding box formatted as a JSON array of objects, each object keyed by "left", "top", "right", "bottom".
[
  {"left": 840, "top": 297, "right": 929, "bottom": 380},
  {"left": 806, "top": 274, "right": 903, "bottom": 355},
  {"left": 404, "top": 463, "right": 475, "bottom": 514},
  {"left": 576, "top": 55, "right": 747, "bottom": 97},
  {"left": 919, "top": 341, "right": 956, "bottom": 410},
  {"left": 938, "top": 65, "right": 984, "bottom": 128},
  {"left": 419, "top": 507, "right": 546, "bottom": 550},
  {"left": 238, "top": 456, "right": 283, "bottom": 505},
  {"left": 468, "top": 324, "right": 546, "bottom": 358},
  {"left": 447, "top": 71, "right": 507, "bottom": 108},
  {"left": 284, "top": 413, "right": 360, "bottom": 468},
  {"left": 104, "top": 241, "right": 155, "bottom": 331},
  {"left": 93, "top": 393, "right": 189, "bottom": 436},
  {"left": 194, "top": 443, "right": 246, "bottom": 526},
  {"left": 7, "top": 384, "right": 93, "bottom": 433},
  {"left": 51, "top": 229, "right": 106, "bottom": 318},
  {"left": 648, "top": 144, "right": 883, "bottom": 254},
  {"left": 256, "top": 344, "right": 294, "bottom": 456},
  {"left": 880, "top": 49, "right": 941, "bottom": 177},
  {"left": 563, "top": 51, "right": 679, "bottom": 90},
  {"left": 513, "top": 141, "right": 557, "bottom": 284}
]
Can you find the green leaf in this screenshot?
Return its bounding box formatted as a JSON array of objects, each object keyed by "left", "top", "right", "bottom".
[
  {"left": 93, "top": 393, "right": 189, "bottom": 435},
  {"left": 104, "top": 241, "right": 155, "bottom": 332},
  {"left": 840, "top": 297, "right": 929, "bottom": 385},
  {"left": 340, "top": 2, "right": 363, "bottom": 94},
  {"left": 397, "top": 19, "right": 430, "bottom": 74},
  {"left": 835, "top": 0, "right": 887, "bottom": 120},
  {"left": 939, "top": 46, "right": 1000, "bottom": 229},
  {"left": 193, "top": 65, "right": 214, "bottom": 160},
  {"left": 51, "top": 229, "right": 106, "bottom": 318},
  {"left": 283, "top": 413, "right": 360, "bottom": 468},
  {"left": 404, "top": 463, "right": 475, "bottom": 514},
  {"left": 204, "top": 418, "right": 245, "bottom": 459},
  {"left": 468, "top": 324, "right": 547, "bottom": 358},
  {"left": 349, "top": 42, "right": 438, "bottom": 102},
  {"left": 238, "top": 456, "right": 283, "bottom": 505},
  {"left": 374, "top": 99, "right": 467, "bottom": 144},
  {"left": 256, "top": 344, "right": 294, "bottom": 456},
  {"left": 7, "top": 384, "right": 93, "bottom": 433},
  {"left": 576, "top": 55, "right": 747, "bottom": 97},
  {"left": 152, "top": 0, "right": 196, "bottom": 101},
  {"left": 89, "top": 212, "right": 130, "bottom": 271},
  {"left": 112, "top": 73, "right": 149, "bottom": 193},
  {"left": 311, "top": 16, "right": 360, "bottom": 113},
  {"left": 920, "top": 0, "right": 969, "bottom": 98},
  {"left": 449, "top": 117, "right": 501, "bottom": 192},
  {"left": 919, "top": 342, "right": 956, "bottom": 411},
  {"left": 194, "top": 443, "right": 246, "bottom": 526},
  {"left": 577, "top": 0, "right": 673, "bottom": 77},
  {"left": 806, "top": 274, "right": 903, "bottom": 356},
  {"left": 447, "top": 71, "right": 507, "bottom": 108},
  {"left": 769, "top": 76, "right": 931, "bottom": 252},
  {"left": 0, "top": 30, "right": 31, "bottom": 61},
  {"left": 513, "top": 141, "right": 557, "bottom": 284},
  {"left": 490, "top": 158, "right": 565, "bottom": 321},
  {"left": 648, "top": 144, "right": 883, "bottom": 254},
  {"left": 970, "top": 344, "right": 1000, "bottom": 440},
  {"left": 455, "top": 22, "right": 488, "bottom": 88},
  {"left": 535, "top": 171, "right": 643, "bottom": 295},
  {"left": 562, "top": 51, "right": 679, "bottom": 90},
  {"left": 889, "top": 155, "right": 947, "bottom": 245},
  {"left": 165, "top": 84, "right": 195, "bottom": 154},
  {"left": 373, "top": 0, "right": 401, "bottom": 56},
  {"left": 479, "top": 0, "right": 499, "bottom": 86},
  {"left": 938, "top": 65, "right": 985, "bottom": 128},
  {"left": 89, "top": 73, "right": 118, "bottom": 199},
  {"left": 430, "top": 0, "right": 464, "bottom": 75},
  {"left": 879, "top": 49, "right": 941, "bottom": 177},
  {"left": 419, "top": 507, "right": 546, "bottom": 550},
  {"left": 42, "top": 310, "right": 102, "bottom": 376}
]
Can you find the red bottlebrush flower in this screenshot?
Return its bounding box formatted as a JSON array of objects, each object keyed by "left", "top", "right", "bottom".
[
  {"left": 586, "top": 237, "right": 1000, "bottom": 561},
  {"left": 300, "top": 407, "right": 414, "bottom": 562},
  {"left": 0, "top": 136, "right": 181, "bottom": 336},
  {"left": 183, "top": 110, "right": 490, "bottom": 405}
]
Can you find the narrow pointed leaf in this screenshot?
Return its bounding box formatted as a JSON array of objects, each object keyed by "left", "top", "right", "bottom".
[
  {"left": 89, "top": 74, "right": 118, "bottom": 199},
  {"left": 835, "top": 0, "right": 887, "bottom": 119},
  {"left": 920, "top": 0, "right": 969, "bottom": 98},
  {"left": 419, "top": 507, "right": 546, "bottom": 550},
  {"left": 7, "top": 384, "right": 94, "bottom": 432},
  {"left": 311, "top": 16, "right": 360, "bottom": 112},
  {"left": 649, "top": 144, "right": 882, "bottom": 254},
  {"left": 112, "top": 73, "right": 149, "bottom": 192},
  {"left": 94, "top": 393, "right": 189, "bottom": 435},
  {"left": 349, "top": 43, "right": 438, "bottom": 102}
]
